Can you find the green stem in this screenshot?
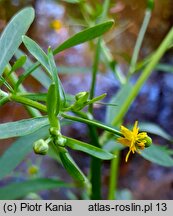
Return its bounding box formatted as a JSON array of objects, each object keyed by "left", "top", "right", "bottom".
[
  {"left": 89, "top": 38, "right": 101, "bottom": 112},
  {"left": 88, "top": 0, "right": 110, "bottom": 200},
  {"left": 108, "top": 150, "right": 120, "bottom": 200},
  {"left": 128, "top": 9, "right": 152, "bottom": 76},
  {"left": 4, "top": 66, "right": 41, "bottom": 117},
  {"left": 61, "top": 113, "right": 122, "bottom": 137},
  {"left": 88, "top": 125, "right": 102, "bottom": 199},
  {"left": 0, "top": 89, "right": 8, "bottom": 97},
  {"left": 112, "top": 26, "right": 173, "bottom": 126},
  {"left": 10, "top": 94, "right": 47, "bottom": 112}
]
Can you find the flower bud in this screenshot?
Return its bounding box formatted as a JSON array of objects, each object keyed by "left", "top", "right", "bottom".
[
  {"left": 147, "top": 0, "right": 154, "bottom": 11},
  {"left": 33, "top": 139, "right": 49, "bottom": 155},
  {"left": 55, "top": 136, "right": 67, "bottom": 147},
  {"left": 145, "top": 135, "right": 152, "bottom": 147},
  {"left": 49, "top": 127, "right": 60, "bottom": 136},
  {"left": 75, "top": 92, "right": 89, "bottom": 102}
]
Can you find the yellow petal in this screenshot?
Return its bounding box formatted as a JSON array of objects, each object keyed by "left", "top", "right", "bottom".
[
  {"left": 120, "top": 126, "right": 133, "bottom": 140},
  {"left": 125, "top": 149, "right": 132, "bottom": 162},
  {"left": 133, "top": 121, "right": 139, "bottom": 135}
]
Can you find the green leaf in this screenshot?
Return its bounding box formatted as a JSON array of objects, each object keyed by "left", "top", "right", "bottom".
[
  {"left": 139, "top": 122, "right": 173, "bottom": 141},
  {"left": 18, "top": 92, "right": 47, "bottom": 102},
  {"left": 0, "top": 7, "right": 35, "bottom": 76},
  {"left": 0, "top": 178, "right": 70, "bottom": 200},
  {"left": 88, "top": 93, "right": 107, "bottom": 105},
  {"left": 15, "top": 49, "right": 51, "bottom": 89},
  {"left": 0, "top": 126, "right": 49, "bottom": 180},
  {"left": 12, "top": 55, "right": 27, "bottom": 71},
  {"left": 65, "top": 136, "right": 115, "bottom": 160},
  {"left": 47, "top": 48, "right": 66, "bottom": 112},
  {"left": 106, "top": 82, "right": 133, "bottom": 124},
  {"left": 59, "top": 148, "right": 87, "bottom": 182},
  {"left": 22, "top": 36, "right": 50, "bottom": 72},
  {"left": 141, "top": 144, "right": 173, "bottom": 167},
  {"left": 54, "top": 20, "right": 114, "bottom": 54},
  {"left": 0, "top": 117, "right": 49, "bottom": 139},
  {"left": 47, "top": 83, "right": 58, "bottom": 127}
]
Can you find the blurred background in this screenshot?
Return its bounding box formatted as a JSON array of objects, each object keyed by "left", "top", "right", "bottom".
[{"left": 0, "top": 0, "right": 173, "bottom": 199}]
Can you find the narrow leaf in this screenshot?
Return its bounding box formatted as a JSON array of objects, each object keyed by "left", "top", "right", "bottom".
[
  {"left": 18, "top": 92, "right": 47, "bottom": 102},
  {"left": 0, "top": 178, "right": 70, "bottom": 200},
  {"left": 0, "top": 126, "right": 49, "bottom": 180},
  {"left": 139, "top": 122, "right": 173, "bottom": 141},
  {"left": 65, "top": 136, "right": 115, "bottom": 160},
  {"left": 141, "top": 144, "right": 173, "bottom": 167},
  {"left": 59, "top": 148, "right": 87, "bottom": 182},
  {"left": 22, "top": 36, "right": 50, "bottom": 72},
  {"left": 106, "top": 82, "right": 133, "bottom": 124},
  {"left": 12, "top": 55, "right": 27, "bottom": 71},
  {"left": 47, "top": 83, "right": 58, "bottom": 127},
  {"left": 0, "top": 117, "right": 49, "bottom": 139},
  {"left": 15, "top": 49, "right": 51, "bottom": 89},
  {"left": 54, "top": 20, "right": 114, "bottom": 54},
  {"left": 88, "top": 93, "right": 107, "bottom": 105},
  {"left": 0, "top": 7, "right": 35, "bottom": 76},
  {"left": 47, "top": 48, "right": 66, "bottom": 112}
]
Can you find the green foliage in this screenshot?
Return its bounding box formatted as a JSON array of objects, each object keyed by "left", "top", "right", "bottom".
[
  {"left": 53, "top": 20, "right": 114, "bottom": 54},
  {"left": 0, "top": 127, "right": 49, "bottom": 180},
  {"left": 141, "top": 144, "right": 173, "bottom": 167},
  {"left": 0, "top": 178, "right": 70, "bottom": 200},
  {"left": 0, "top": 117, "right": 49, "bottom": 139},
  {"left": 0, "top": 7, "right": 34, "bottom": 76},
  {"left": 65, "top": 136, "right": 115, "bottom": 160},
  {"left": 1, "top": 2, "right": 173, "bottom": 200},
  {"left": 58, "top": 147, "right": 87, "bottom": 182},
  {"left": 139, "top": 122, "right": 173, "bottom": 141},
  {"left": 106, "top": 82, "right": 133, "bottom": 124}
]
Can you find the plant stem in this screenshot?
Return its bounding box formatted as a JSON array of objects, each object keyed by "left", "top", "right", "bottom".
[
  {"left": 128, "top": 9, "right": 152, "bottom": 77},
  {"left": 61, "top": 113, "right": 122, "bottom": 137},
  {"left": 112, "top": 26, "right": 173, "bottom": 126},
  {"left": 9, "top": 94, "right": 47, "bottom": 112},
  {"left": 108, "top": 150, "right": 120, "bottom": 200},
  {"left": 87, "top": 0, "right": 110, "bottom": 200},
  {"left": 88, "top": 125, "right": 102, "bottom": 199},
  {"left": 89, "top": 38, "right": 101, "bottom": 112},
  {"left": 4, "top": 66, "right": 41, "bottom": 117}
]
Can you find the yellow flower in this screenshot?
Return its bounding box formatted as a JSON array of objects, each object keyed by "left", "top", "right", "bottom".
[
  {"left": 50, "top": 20, "right": 62, "bottom": 31},
  {"left": 28, "top": 165, "right": 39, "bottom": 175},
  {"left": 117, "top": 121, "right": 152, "bottom": 162}
]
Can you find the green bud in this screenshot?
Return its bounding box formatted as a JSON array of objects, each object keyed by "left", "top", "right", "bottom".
[
  {"left": 147, "top": 0, "right": 154, "bottom": 11},
  {"left": 33, "top": 139, "right": 49, "bottom": 155},
  {"left": 55, "top": 136, "right": 67, "bottom": 147},
  {"left": 75, "top": 92, "right": 89, "bottom": 102},
  {"left": 49, "top": 127, "right": 60, "bottom": 136},
  {"left": 145, "top": 135, "right": 152, "bottom": 147}
]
